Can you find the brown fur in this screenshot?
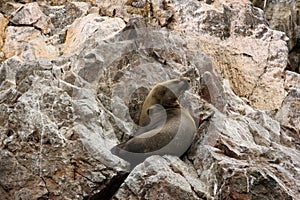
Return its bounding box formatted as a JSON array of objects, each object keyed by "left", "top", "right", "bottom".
[
  {"left": 139, "top": 77, "right": 190, "bottom": 126},
  {"left": 111, "top": 78, "right": 195, "bottom": 169}
]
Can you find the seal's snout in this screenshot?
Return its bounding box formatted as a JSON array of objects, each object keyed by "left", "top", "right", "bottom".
[{"left": 180, "top": 77, "right": 191, "bottom": 83}]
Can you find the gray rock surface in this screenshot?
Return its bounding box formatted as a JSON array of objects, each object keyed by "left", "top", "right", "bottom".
[
  {"left": 252, "top": 0, "right": 300, "bottom": 73},
  {"left": 0, "top": 0, "right": 299, "bottom": 199},
  {"left": 114, "top": 155, "right": 208, "bottom": 200}
]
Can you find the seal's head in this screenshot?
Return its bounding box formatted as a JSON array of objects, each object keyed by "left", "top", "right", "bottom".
[
  {"left": 139, "top": 77, "right": 191, "bottom": 126},
  {"left": 153, "top": 77, "right": 190, "bottom": 107}
]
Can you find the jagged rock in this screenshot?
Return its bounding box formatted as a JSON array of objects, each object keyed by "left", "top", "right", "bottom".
[
  {"left": 0, "top": 56, "right": 23, "bottom": 91},
  {"left": 0, "top": 13, "right": 8, "bottom": 54},
  {"left": 0, "top": 2, "right": 23, "bottom": 18},
  {"left": 263, "top": 0, "right": 300, "bottom": 51},
  {"left": 0, "top": 150, "right": 49, "bottom": 199},
  {"left": 63, "top": 14, "right": 126, "bottom": 55},
  {"left": 3, "top": 26, "right": 59, "bottom": 61},
  {"left": 173, "top": 0, "right": 289, "bottom": 110},
  {"left": 276, "top": 89, "right": 300, "bottom": 134},
  {"left": 187, "top": 108, "right": 300, "bottom": 199},
  {"left": 285, "top": 70, "right": 300, "bottom": 91},
  {"left": 41, "top": 1, "right": 90, "bottom": 35},
  {"left": 173, "top": 0, "right": 267, "bottom": 37},
  {"left": 10, "top": 2, "right": 52, "bottom": 34},
  {"left": 0, "top": 57, "right": 129, "bottom": 199},
  {"left": 96, "top": 0, "right": 176, "bottom": 27},
  {"left": 252, "top": 0, "right": 300, "bottom": 73},
  {"left": 0, "top": 0, "right": 299, "bottom": 199},
  {"left": 200, "top": 71, "right": 227, "bottom": 113},
  {"left": 288, "top": 48, "right": 300, "bottom": 73},
  {"left": 113, "top": 155, "right": 208, "bottom": 199}
]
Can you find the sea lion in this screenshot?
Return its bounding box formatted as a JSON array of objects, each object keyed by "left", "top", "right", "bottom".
[
  {"left": 111, "top": 78, "right": 196, "bottom": 169},
  {"left": 139, "top": 77, "right": 191, "bottom": 127}
]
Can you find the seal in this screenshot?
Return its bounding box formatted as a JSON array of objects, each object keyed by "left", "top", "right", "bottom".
[{"left": 111, "top": 78, "right": 196, "bottom": 169}]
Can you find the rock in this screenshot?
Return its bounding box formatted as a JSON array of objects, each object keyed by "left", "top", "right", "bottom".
[
  {"left": 0, "top": 56, "right": 23, "bottom": 90},
  {"left": 276, "top": 89, "right": 300, "bottom": 134},
  {"left": 96, "top": 0, "right": 129, "bottom": 20},
  {"left": 0, "top": 13, "right": 8, "bottom": 53},
  {"left": 113, "top": 155, "right": 208, "bottom": 199},
  {"left": 285, "top": 70, "right": 300, "bottom": 91},
  {"left": 222, "top": 79, "right": 255, "bottom": 116},
  {"left": 0, "top": 2, "right": 23, "bottom": 18},
  {"left": 3, "top": 26, "right": 59, "bottom": 61},
  {"left": 126, "top": 0, "right": 176, "bottom": 27},
  {"left": 174, "top": 0, "right": 289, "bottom": 110},
  {"left": 96, "top": 0, "right": 176, "bottom": 27},
  {"left": 220, "top": 25, "right": 288, "bottom": 110},
  {"left": 10, "top": 2, "right": 52, "bottom": 34},
  {"left": 288, "top": 47, "right": 300, "bottom": 73},
  {"left": 200, "top": 71, "right": 227, "bottom": 113},
  {"left": 187, "top": 108, "right": 299, "bottom": 199},
  {"left": 0, "top": 150, "right": 49, "bottom": 199},
  {"left": 41, "top": 1, "right": 90, "bottom": 35},
  {"left": 263, "top": 0, "right": 300, "bottom": 51},
  {"left": 63, "top": 14, "right": 126, "bottom": 55},
  {"left": 252, "top": 0, "right": 300, "bottom": 73},
  {"left": 173, "top": 0, "right": 266, "bottom": 37},
  {"left": 0, "top": 58, "right": 130, "bottom": 199}
]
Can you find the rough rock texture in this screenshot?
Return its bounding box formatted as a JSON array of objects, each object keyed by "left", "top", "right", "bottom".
[
  {"left": 0, "top": 0, "right": 300, "bottom": 199},
  {"left": 252, "top": 0, "right": 300, "bottom": 73},
  {"left": 63, "top": 14, "right": 126, "bottom": 55},
  {"left": 0, "top": 13, "right": 9, "bottom": 56},
  {"left": 173, "top": 0, "right": 289, "bottom": 110},
  {"left": 114, "top": 155, "right": 208, "bottom": 199},
  {"left": 9, "top": 2, "right": 52, "bottom": 34},
  {"left": 3, "top": 26, "right": 59, "bottom": 60}
]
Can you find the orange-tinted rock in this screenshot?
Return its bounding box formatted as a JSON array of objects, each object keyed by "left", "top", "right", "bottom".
[{"left": 3, "top": 26, "right": 59, "bottom": 61}]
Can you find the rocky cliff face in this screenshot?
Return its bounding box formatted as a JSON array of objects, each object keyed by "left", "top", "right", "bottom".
[
  {"left": 0, "top": 0, "right": 299, "bottom": 199},
  {"left": 252, "top": 0, "right": 300, "bottom": 73}
]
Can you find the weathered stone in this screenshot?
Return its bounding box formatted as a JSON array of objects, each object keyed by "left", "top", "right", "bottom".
[
  {"left": 200, "top": 71, "right": 227, "bottom": 113},
  {"left": 252, "top": 0, "right": 300, "bottom": 73},
  {"left": 96, "top": 0, "right": 129, "bottom": 20},
  {"left": 285, "top": 70, "right": 300, "bottom": 91},
  {"left": 64, "top": 14, "right": 126, "bottom": 55},
  {"left": 0, "top": 150, "right": 49, "bottom": 199},
  {"left": 95, "top": 0, "right": 176, "bottom": 27},
  {"left": 10, "top": 2, "right": 52, "bottom": 34},
  {"left": 0, "top": 56, "right": 23, "bottom": 91},
  {"left": 174, "top": 0, "right": 289, "bottom": 110},
  {"left": 41, "top": 2, "right": 89, "bottom": 36},
  {"left": 187, "top": 109, "right": 300, "bottom": 199},
  {"left": 0, "top": 13, "right": 9, "bottom": 52},
  {"left": 276, "top": 89, "right": 300, "bottom": 133},
  {"left": 113, "top": 155, "right": 208, "bottom": 199},
  {"left": 3, "top": 26, "right": 59, "bottom": 61},
  {"left": 264, "top": 0, "right": 300, "bottom": 50},
  {"left": 0, "top": 2, "right": 23, "bottom": 18},
  {"left": 288, "top": 46, "right": 300, "bottom": 73},
  {"left": 0, "top": 58, "right": 130, "bottom": 199}
]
